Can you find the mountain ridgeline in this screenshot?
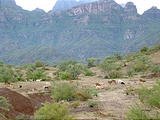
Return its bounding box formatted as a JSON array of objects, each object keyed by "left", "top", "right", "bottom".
[
  {"left": 0, "top": 0, "right": 160, "bottom": 65},
  {"left": 53, "top": 0, "right": 98, "bottom": 11}
]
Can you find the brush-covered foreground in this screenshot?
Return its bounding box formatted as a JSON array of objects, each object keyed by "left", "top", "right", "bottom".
[{"left": 0, "top": 45, "right": 160, "bottom": 120}]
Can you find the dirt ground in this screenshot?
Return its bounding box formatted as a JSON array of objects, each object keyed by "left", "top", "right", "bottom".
[{"left": 73, "top": 69, "right": 157, "bottom": 120}]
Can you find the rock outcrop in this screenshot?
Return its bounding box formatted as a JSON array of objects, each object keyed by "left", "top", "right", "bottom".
[{"left": 68, "top": 0, "right": 122, "bottom": 15}]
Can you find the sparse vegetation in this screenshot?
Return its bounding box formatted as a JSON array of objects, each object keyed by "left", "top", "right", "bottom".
[
  {"left": 127, "top": 69, "right": 134, "bottom": 77},
  {"left": 55, "top": 60, "right": 84, "bottom": 80},
  {"left": 0, "top": 96, "right": 11, "bottom": 111},
  {"left": 87, "top": 58, "right": 101, "bottom": 68},
  {"left": 35, "top": 61, "right": 44, "bottom": 68},
  {"left": 26, "top": 69, "right": 47, "bottom": 81},
  {"left": 126, "top": 103, "right": 150, "bottom": 120},
  {"left": 75, "top": 90, "right": 92, "bottom": 101},
  {"left": 0, "top": 67, "right": 19, "bottom": 83},
  {"left": 87, "top": 100, "right": 98, "bottom": 108},
  {"left": 133, "top": 56, "right": 151, "bottom": 72},
  {"left": 151, "top": 64, "right": 160, "bottom": 73},
  {"left": 140, "top": 46, "right": 149, "bottom": 53},
  {"left": 0, "top": 44, "right": 159, "bottom": 120},
  {"left": 71, "top": 101, "right": 80, "bottom": 108},
  {"left": 105, "top": 70, "right": 122, "bottom": 79},
  {"left": 126, "top": 81, "right": 160, "bottom": 119},
  {"left": 0, "top": 61, "right": 3, "bottom": 67},
  {"left": 34, "top": 102, "right": 74, "bottom": 120},
  {"left": 100, "top": 56, "right": 122, "bottom": 79},
  {"left": 84, "top": 69, "right": 95, "bottom": 76},
  {"left": 86, "top": 88, "right": 98, "bottom": 97}
]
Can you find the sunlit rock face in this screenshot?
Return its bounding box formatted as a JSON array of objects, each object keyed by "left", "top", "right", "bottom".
[{"left": 52, "top": 0, "right": 97, "bottom": 12}]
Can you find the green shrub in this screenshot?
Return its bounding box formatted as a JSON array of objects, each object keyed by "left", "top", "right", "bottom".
[
  {"left": 35, "top": 61, "right": 43, "bottom": 67},
  {"left": 140, "top": 46, "right": 149, "bottom": 53},
  {"left": 71, "top": 101, "right": 80, "bottom": 108},
  {"left": 0, "top": 67, "right": 18, "bottom": 83},
  {"left": 104, "top": 70, "right": 122, "bottom": 79},
  {"left": 87, "top": 100, "right": 98, "bottom": 108},
  {"left": 0, "top": 61, "right": 3, "bottom": 67},
  {"left": 124, "top": 53, "right": 142, "bottom": 62},
  {"left": 59, "top": 72, "right": 73, "bottom": 80},
  {"left": 51, "top": 83, "right": 76, "bottom": 102},
  {"left": 34, "top": 102, "right": 74, "bottom": 120},
  {"left": 127, "top": 69, "right": 134, "bottom": 77},
  {"left": 151, "top": 65, "right": 160, "bottom": 73},
  {"left": 100, "top": 57, "right": 122, "bottom": 74},
  {"left": 14, "top": 69, "right": 24, "bottom": 81},
  {"left": 58, "top": 60, "right": 77, "bottom": 72},
  {"left": 133, "top": 61, "right": 147, "bottom": 72},
  {"left": 84, "top": 69, "right": 95, "bottom": 76},
  {"left": 133, "top": 56, "right": 150, "bottom": 72},
  {"left": 0, "top": 96, "right": 11, "bottom": 111},
  {"left": 0, "top": 114, "right": 7, "bottom": 119},
  {"left": 86, "top": 88, "right": 98, "bottom": 97},
  {"left": 137, "top": 81, "right": 160, "bottom": 108},
  {"left": 26, "top": 69, "right": 46, "bottom": 81},
  {"left": 75, "top": 90, "right": 92, "bottom": 101},
  {"left": 87, "top": 58, "right": 101, "bottom": 68},
  {"left": 126, "top": 103, "right": 150, "bottom": 120}
]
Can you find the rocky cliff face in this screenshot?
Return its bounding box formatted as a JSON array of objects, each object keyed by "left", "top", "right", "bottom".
[
  {"left": 0, "top": 0, "right": 17, "bottom": 7},
  {"left": 123, "top": 2, "right": 139, "bottom": 20},
  {"left": 0, "top": 0, "right": 160, "bottom": 65},
  {"left": 53, "top": 0, "right": 97, "bottom": 11},
  {"left": 68, "top": 0, "right": 122, "bottom": 15}
]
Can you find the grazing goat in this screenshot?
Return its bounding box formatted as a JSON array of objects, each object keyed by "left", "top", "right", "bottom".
[
  {"left": 95, "top": 83, "right": 104, "bottom": 89},
  {"left": 118, "top": 80, "right": 125, "bottom": 85},
  {"left": 108, "top": 80, "right": 117, "bottom": 85},
  {"left": 44, "top": 86, "right": 51, "bottom": 90},
  {"left": 36, "top": 79, "right": 42, "bottom": 82},
  {"left": 5, "top": 82, "right": 13, "bottom": 87},
  {"left": 96, "top": 83, "right": 101, "bottom": 86},
  {"left": 29, "top": 79, "right": 34, "bottom": 82},
  {"left": 24, "top": 79, "right": 28, "bottom": 82},
  {"left": 19, "top": 85, "right": 23, "bottom": 88},
  {"left": 70, "top": 81, "right": 74, "bottom": 84}
]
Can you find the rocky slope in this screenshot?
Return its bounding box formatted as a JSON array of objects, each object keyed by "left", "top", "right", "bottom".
[
  {"left": 0, "top": 0, "right": 160, "bottom": 65},
  {"left": 52, "top": 0, "right": 97, "bottom": 11}
]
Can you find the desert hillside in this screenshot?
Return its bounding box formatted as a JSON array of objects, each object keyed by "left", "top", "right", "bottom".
[{"left": 0, "top": 45, "right": 160, "bottom": 120}]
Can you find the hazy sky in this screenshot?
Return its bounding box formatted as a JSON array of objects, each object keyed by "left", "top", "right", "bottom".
[{"left": 15, "top": 0, "right": 160, "bottom": 14}]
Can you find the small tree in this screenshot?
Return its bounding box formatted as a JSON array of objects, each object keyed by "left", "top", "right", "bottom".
[
  {"left": 26, "top": 69, "right": 46, "bottom": 81},
  {"left": 56, "top": 60, "right": 84, "bottom": 80},
  {"left": 58, "top": 60, "right": 77, "bottom": 72},
  {"left": 66, "top": 63, "right": 84, "bottom": 80},
  {"left": 34, "top": 102, "right": 74, "bottom": 120},
  {"left": 0, "top": 67, "right": 18, "bottom": 83},
  {"left": 140, "top": 46, "right": 148, "bottom": 53},
  {"left": 87, "top": 58, "right": 101, "bottom": 68}
]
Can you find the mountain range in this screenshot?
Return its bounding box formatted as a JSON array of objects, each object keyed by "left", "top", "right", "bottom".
[{"left": 0, "top": 0, "right": 160, "bottom": 65}]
